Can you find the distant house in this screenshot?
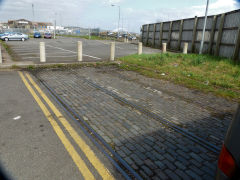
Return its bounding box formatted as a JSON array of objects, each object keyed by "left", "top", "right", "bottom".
[{"left": 8, "top": 19, "right": 32, "bottom": 29}]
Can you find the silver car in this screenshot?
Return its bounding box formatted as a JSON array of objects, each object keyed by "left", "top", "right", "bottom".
[{"left": 1, "top": 33, "right": 29, "bottom": 41}]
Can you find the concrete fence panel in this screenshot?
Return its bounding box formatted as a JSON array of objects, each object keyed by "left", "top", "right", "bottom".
[{"left": 141, "top": 9, "right": 240, "bottom": 61}]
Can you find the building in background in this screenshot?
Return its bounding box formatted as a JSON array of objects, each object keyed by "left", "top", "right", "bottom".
[
  {"left": 7, "top": 19, "right": 52, "bottom": 30},
  {"left": 8, "top": 19, "right": 32, "bottom": 29}
]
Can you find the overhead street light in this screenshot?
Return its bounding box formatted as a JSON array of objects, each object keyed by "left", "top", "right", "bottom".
[
  {"left": 199, "top": 0, "right": 210, "bottom": 54},
  {"left": 111, "top": 4, "right": 120, "bottom": 38}
]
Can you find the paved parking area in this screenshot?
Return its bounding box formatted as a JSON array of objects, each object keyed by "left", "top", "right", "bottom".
[
  {"left": 6, "top": 37, "right": 161, "bottom": 63},
  {"left": 30, "top": 66, "right": 238, "bottom": 180}
]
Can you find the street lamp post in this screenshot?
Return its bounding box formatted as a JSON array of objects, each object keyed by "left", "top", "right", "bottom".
[
  {"left": 199, "top": 0, "right": 210, "bottom": 54},
  {"left": 111, "top": 4, "right": 120, "bottom": 38}
]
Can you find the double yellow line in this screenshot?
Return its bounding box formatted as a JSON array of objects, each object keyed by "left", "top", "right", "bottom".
[{"left": 19, "top": 71, "right": 115, "bottom": 180}]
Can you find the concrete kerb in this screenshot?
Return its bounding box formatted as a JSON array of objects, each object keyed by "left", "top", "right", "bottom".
[{"left": 0, "top": 61, "right": 121, "bottom": 70}]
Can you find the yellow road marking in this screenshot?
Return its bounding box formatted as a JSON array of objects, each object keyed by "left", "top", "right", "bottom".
[
  {"left": 18, "top": 71, "right": 95, "bottom": 180},
  {"left": 25, "top": 72, "right": 115, "bottom": 180}
]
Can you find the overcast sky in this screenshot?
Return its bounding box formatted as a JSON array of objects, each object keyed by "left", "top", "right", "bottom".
[{"left": 0, "top": 0, "right": 239, "bottom": 32}]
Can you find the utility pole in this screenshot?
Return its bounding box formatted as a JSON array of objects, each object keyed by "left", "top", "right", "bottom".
[
  {"left": 54, "top": 19, "right": 56, "bottom": 39},
  {"left": 32, "top": 3, "right": 35, "bottom": 30},
  {"left": 199, "top": 0, "right": 210, "bottom": 54},
  {"left": 111, "top": 4, "right": 121, "bottom": 38},
  {"left": 118, "top": 6, "right": 120, "bottom": 37},
  {"left": 88, "top": 28, "right": 91, "bottom": 39}
]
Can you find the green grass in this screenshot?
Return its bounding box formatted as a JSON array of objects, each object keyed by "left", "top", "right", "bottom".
[
  {"left": 0, "top": 40, "right": 17, "bottom": 61},
  {"left": 57, "top": 34, "right": 108, "bottom": 40},
  {"left": 119, "top": 53, "right": 240, "bottom": 102}
]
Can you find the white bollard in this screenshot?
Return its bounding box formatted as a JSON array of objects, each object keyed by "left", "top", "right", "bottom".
[
  {"left": 126, "top": 38, "right": 128, "bottom": 43},
  {"left": 0, "top": 46, "right": 2, "bottom": 64},
  {"left": 183, "top": 42, "right": 188, "bottom": 54},
  {"left": 138, "top": 42, "right": 142, "bottom": 55},
  {"left": 78, "top": 41, "right": 82, "bottom": 61},
  {"left": 162, "top": 43, "right": 167, "bottom": 53},
  {"left": 40, "top": 42, "right": 46, "bottom": 63},
  {"left": 110, "top": 42, "right": 115, "bottom": 61}
]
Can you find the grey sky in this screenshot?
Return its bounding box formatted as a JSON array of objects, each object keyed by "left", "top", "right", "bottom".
[{"left": 0, "top": 0, "right": 239, "bottom": 32}]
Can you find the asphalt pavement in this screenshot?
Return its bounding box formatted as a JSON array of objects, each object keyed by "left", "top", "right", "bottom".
[
  {"left": 0, "top": 70, "right": 125, "bottom": 180},
  {"left": 6, "top": 37, "right": 161, "bottom": 63}
]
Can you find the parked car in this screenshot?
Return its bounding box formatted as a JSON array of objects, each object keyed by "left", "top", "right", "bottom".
[
  {"left": 44, "top": 33, "right": 52, "bottom": 39},
  {"left": 216, "top": 105, "right": 240, "bottom": 179},
  {"left": 128, "top": 36, "right": 137, "bottom": 40},
  {"left": 1, "top": 33, "right": 28, "bottom": 41},
  {"left": 34, "top": 32, "right": 42, "bottom": 38}
]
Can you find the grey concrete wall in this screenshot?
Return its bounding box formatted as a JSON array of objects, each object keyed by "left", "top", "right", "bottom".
[{"left": 141, "top": 9, "right": 240, "bottom": 61}]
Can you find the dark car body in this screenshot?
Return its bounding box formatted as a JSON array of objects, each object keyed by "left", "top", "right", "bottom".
[
  {"left": 34, "top": 32, "right": 41, "bottom": 38},
  {"left": 44, "top": 33, "right": 52, "bottom": 39},
  {"left": 216, "top": 105, "right": 240, "bottom": 180}
]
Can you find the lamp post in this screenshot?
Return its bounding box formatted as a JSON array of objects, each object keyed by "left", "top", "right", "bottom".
[
  {"left": 199, "top": 0, "right": 210, "bottom": 54},
  {"left": 111, "top": 4, "right": 120, "bottom": 38}
]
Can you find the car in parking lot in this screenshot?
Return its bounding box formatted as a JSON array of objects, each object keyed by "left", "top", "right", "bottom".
[
  {"left": 216, "top": 105, "right": 240, "bottom": 179},
  {"left": 1, "top": 33, "right": 29, "bottom": 41},
  {"left": 34, "top": 32, "right": 42, "bottom": 38},
  {"left": 44, "top": 33, "right": 52, "bottom": 39},
  {"left": 128, "top": 36, "right": 137, "bottom": 40}
]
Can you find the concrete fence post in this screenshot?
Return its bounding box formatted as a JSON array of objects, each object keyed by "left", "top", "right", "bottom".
[
  {"left": 110, "top": 42, "right": 115, "bottom": 61},
  {"left": 183, "top": 43, "right": 188, "bottom": 54},
  {"left": 0, "top": 46, "right": 2, "bottom": 64},
  {"left": 215, "top": 13, "right": 225, "bottom": 56},
  {"left": 40, "top": 42, "right": 46, "bottom": 63},
  {"left": 162, "top": 43, "right": 167, "bottom": 53},
  {"left": 78, "top": 41, "right": 83, "bottom": 62},
  {"left": 138, "top": 42, "right": 143, "bottom": 55}
]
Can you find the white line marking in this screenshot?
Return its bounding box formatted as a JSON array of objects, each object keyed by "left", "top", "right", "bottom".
[
  {"left": 22, "top": 55, "right": 77, "bottom": 59},
  {"left": 95, "top": 40, "right": 124, "bottom": 49},
  {"left": 13, "top": 116, "right": 21, "bottom": 120},
  {"left": 46, "top": 44, "right": 102, "bottom": 60},
  {"left": 19, "top": 51, "right": 73, "bottom": 56}
]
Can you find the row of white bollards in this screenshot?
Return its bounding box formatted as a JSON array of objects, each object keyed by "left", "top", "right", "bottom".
[
  {"left": 38, "top": 41, "right": 189, "bottom": 63},
  {"left": 39, "top": 41, "right": 144, "bottom": 62}
]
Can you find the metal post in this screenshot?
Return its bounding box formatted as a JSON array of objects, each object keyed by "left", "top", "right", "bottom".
[
  {"left": 199, "top": 0, "right": 209, "bottom": 54},
  {"left": 40, "top": 42, "right": 46, "bottom": 62},
  {"left": 88, "top": 28, "right": 91, "bottom": 40},
  {"left": 78, "top": 41, "right": 82, "bottom": 62},
  {"left": 0, "top": 46, "right": 2, "bottom": 64},
  {"left": 111, "top": 4, "right": 120, "bottom": 39},
  {"left": 118, "top": 6, "right": 120, "bottom": 38},
  {"left": 54, "top": 20, "right": 56, "bottom": 39}
]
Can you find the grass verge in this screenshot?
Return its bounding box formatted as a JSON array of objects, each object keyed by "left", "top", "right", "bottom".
[
  {"left": 0, "top": 40, "right": 17, "bottom": 61},
  {"left": 119, "top": 53, "right": 240, "bottom": 102}
]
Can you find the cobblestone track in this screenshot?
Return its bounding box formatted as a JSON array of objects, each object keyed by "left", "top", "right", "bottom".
[
  {"left": 32, "top": 68, "right": 221, "bottom": 180},
  {"left": 65, "top": 67, "right": 236, "bottom": 148}
]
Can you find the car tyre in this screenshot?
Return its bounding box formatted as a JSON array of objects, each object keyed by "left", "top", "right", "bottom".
[
  {"left": 21, "top": 38, "right": 25, "bottom": 41},
  {"left": 4, "top": 38, "right": 8, "bottom": 41}
]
